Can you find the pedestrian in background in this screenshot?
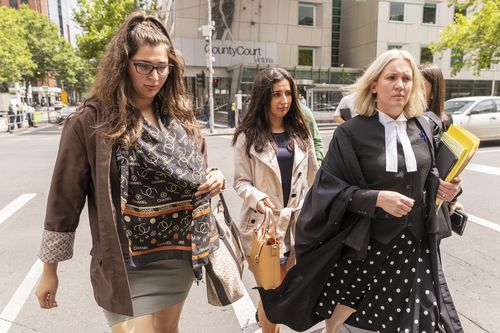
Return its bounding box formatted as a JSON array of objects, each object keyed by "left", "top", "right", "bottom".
[
  {"left": 419, "top": 63, "right": 464, "bottom": 228},
  {"left": 332, "top": 93, "right": 356, "bottom": 124},
  {"left": 300, "top": 101, "right": 324, "bottom": 163},
  {"left": 229, "top": 100, "right": 237, "bottom": 128},
  {"left": 16, "top": 103, "right": 23, "bottom": 128},
  {"left": 232, "top": 67, "right": 318, "bottom": 333},
  {"left": 258, "top": 50, "right": 463, "bottom": 333},
  {"left": 35, "top": 12, "right": 225, "bottom": 333},
  {"left": 26, "top": 104, "right": 35, "bottom": 127},
  {"left": 203, "top": 97, "right": 210, "bottom": 128},
  {"left": 7, "top": 103, "right": 15, "bottom": 131}
]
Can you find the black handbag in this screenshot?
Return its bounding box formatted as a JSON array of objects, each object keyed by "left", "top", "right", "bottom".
[
  {"left": 206, "top": 192, "right": 246, "bottom": 306},
  {"left": 450, "top": 209, "right": 468, "bottom": 236}
]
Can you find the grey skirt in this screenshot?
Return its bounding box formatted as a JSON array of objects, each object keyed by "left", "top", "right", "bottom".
[{"left": 103, "top": 259, "right": 194, "bottom": 327}]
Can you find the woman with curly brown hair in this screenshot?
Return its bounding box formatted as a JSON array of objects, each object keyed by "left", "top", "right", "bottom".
[{"left": 35, "top": 12, "right": 224, "bottom": 332}]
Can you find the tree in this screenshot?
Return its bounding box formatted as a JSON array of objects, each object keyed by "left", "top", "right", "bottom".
[
  {"left": 14, "top": 5, "right": 83, "bottom": 100},
  {"left": 0, "top": 7, "right": 35, "bottom": 82},
  {"left": 430, "top": 0, "right": 500, "bottom": 75},
  {"left": 73, "top": 0, "right": 164, "bottom": 67}
]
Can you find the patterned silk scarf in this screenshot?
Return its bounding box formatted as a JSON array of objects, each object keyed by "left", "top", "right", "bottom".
[{"left": 116, "top": 115, "right": 218, "bottom": 271}]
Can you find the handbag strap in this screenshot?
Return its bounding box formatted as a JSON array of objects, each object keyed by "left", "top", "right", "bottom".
[
  {"left": 218, "top": 192, "right": 232, "bottom": 226},
  {"left": 255, "top": 207, "right": 277, "bottom": 238}
]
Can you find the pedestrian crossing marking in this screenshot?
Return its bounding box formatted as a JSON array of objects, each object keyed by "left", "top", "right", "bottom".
[{"left": 0, "top": 194, "right": 36, "bottom": 227}]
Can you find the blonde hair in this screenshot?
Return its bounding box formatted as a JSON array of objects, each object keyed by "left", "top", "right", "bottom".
[{"left": 346, "top": 50, "right": 426, "bottom": 118}]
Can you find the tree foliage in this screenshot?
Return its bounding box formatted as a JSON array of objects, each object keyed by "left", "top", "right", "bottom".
[
  {"left": 430, "top": 0, "right": 500, "bottom": 75},
  {"left": 0, "top": 7, "right": 35, "bottom": 82},
  {"left": 73, "top": 0, "right": 162, "bottom": 68},
  {"left": 0, "top": 5, "right": 87, "bottom": 93}
]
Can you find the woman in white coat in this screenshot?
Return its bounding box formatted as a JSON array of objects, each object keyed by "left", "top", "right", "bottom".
[{"left": 232, "top": 67, "right": 318, "bottom": 333}]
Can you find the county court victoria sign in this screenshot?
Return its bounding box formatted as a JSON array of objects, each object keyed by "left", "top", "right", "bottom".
[{"left": 174, "top": 38, "right": 277, "bottom": 67}]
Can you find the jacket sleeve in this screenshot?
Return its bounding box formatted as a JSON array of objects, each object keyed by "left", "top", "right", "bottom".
[
  {"left": 306, "top": 138, "right": 319, "bottom": 187},
  {"left": 346, "top": 189, "right": 379, "bottom": 217},
  {"left": 233, "top": 134, "right": 268, "bottom": 210},
  {"left": 38, "top": 115, "right": 91, "bottom": 263},
  {"left": 301, "top": 105, "right": 324, "bottom": 162}
]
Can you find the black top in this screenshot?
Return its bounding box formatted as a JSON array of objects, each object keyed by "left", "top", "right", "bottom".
[{"left": 272, "top": 132, "right": 294, "bottom": 207}]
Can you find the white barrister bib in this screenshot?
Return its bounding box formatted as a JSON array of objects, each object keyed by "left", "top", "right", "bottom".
[{"left": 377, "top": 110, "right": 417, "bottom": 173}]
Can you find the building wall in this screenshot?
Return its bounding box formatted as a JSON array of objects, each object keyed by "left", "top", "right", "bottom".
[
  {"left": 0, "top": 0, "right": 47, "bottom": 15},
  {"left": 341, "top": 0, "right": 496, "bottom": 84},
  {"left": 173, "top": 0, "right": 332, "bottom": 69},
  {"left": 46, "top": 0, "right": 80, "bottom": 45},
  {"left": 339, "top": 0, "right": 379, "bottom": 68}
]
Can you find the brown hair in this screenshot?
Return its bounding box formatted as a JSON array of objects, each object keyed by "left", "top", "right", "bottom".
[
  {"left": 87, "top": 11, "right": 196, "bottom": 146},
  {"left": 418, "top": 63, "right": 447, "bottom": 121},
  {"left": 232, "top": 67, "right": 310, "bottom": 156}
]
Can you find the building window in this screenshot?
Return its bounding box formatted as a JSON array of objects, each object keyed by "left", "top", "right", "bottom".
[
  {"left": 453, "top": 5, "right": 467, "bottom": 21},
  {"left": 450, "top": 49, "right": 464, "bottom": 67},
  {"left": 299, "top": 3, "right": 315, "bottom": 26},
  {"left": 298, "top": 47, "right": 314, "bottom": 66},
  {"left": 420, "top": 47, "right": 433, "bottom": 63},
  {"left": 388, "top": 44, "right": 403, "bottom": 50},
  {"left": 331, "top": 0, "right": 342, "bottom": 67},
  {"left": 389, "top": 2, "right": 405, "bottom": 22},
  {"left": 21, "top": 0, "right": 29, "bottom": 4},
  {"left": 9, "top": 0, "right": 18, "bottom": 8},
  {"left": 423, "top": 3, "right": 437, "bottom": 24}
]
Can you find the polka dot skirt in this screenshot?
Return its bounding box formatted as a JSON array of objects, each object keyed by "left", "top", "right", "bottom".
[{"left": 315, "top": 229, "right": 447, "bottom": 333}]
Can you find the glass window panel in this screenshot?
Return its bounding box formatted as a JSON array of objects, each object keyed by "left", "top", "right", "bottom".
[
  {"left": 388, "top": 44, "right": 403, "bottom": 50},
  {"left": 299, "top": 3, "right": 314, "bottom": 26},
  {"left": 298, "top": 48, "right": 314, "bottom": 66},
  {"left": 423, "top": 3, "right": 437, "bottom": 24},
  {"left": 420, "top": 47, "right": 433, "bottom": 63},
  {"left": 450, "top": 49, "right": 464, "bottom": 67},
  {"left": 472, "top": 100, "right": 495, "bottom": 114},
  {"left": 390, "top": 2, "right": 405, "bottom": 22},
  {"left": 453, "top": 5, "right": 467, "bottom": 22}
]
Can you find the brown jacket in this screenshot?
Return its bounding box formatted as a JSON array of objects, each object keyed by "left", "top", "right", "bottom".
[{"left": 40, "top": 104, "right": 206, "bottom": 316}]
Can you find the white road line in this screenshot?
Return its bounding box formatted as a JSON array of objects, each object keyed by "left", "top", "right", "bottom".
[
  {"left": 466, "top": 163, "right": 500, "bottom": 177},
  {"left": 0, "top": 194, "right": 37, "bottom": 227},
  {"left": 476, "top": 149, "right": 500, "bottom": 154},
  {"left": 468, "top": 214, "right": 500, "bottom": 233},
  {"left": 231, "top": 290, "right": 261, "bottom": 332},
  {"left": 0, "top": 260, "right": 43, "bottom": 333}
]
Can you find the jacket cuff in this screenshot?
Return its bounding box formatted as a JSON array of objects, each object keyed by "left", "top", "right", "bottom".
[
  {"left": 347, "top": 189, "right": 379, "bottom": 218},
  {"left": 38, "top": 230, "right": 75, "bottom": 262}
]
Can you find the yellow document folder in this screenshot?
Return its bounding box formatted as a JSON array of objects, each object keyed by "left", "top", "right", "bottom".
[{"left": 435, "top": 125, "right": 480, "bottom": 207}]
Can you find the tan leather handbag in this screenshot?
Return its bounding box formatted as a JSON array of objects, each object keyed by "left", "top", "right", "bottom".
[{"left": 247, "top": 208, "right": 281, "bottom": 290}]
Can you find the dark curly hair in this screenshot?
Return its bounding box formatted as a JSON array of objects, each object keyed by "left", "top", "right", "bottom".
[
  {"left": 232, "top": 67, "right": 311, "bottom": 156},
  {"left": 86, "top": 11, "right": 196, "bottom": 146}
]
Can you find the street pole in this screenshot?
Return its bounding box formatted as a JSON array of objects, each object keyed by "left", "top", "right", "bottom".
[{"left": 207, "top": 0, "right": 215, "bottom": 133}]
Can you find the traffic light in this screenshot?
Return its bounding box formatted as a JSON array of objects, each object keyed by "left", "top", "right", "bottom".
[
  {"left": 213, "top": 78, "right": 220, "bottom": 88},
  {"left": 196, "top": 71, "right": 205, "bottom": 88}
]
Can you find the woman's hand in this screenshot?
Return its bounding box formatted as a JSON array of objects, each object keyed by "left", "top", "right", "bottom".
[
  {"left": 35, "top": 263, "right": 59, "bottom": 309},
  {"left": 376, "top": 191, "right": 415, "bottom": 218},
  {"left": 437, "top": 176, "right": 461, "bottom": 203},
  {"left": 196, "top": 168, "right": 225, "bottom": 197},
  {"left": 449, "top": 201, "right": 464, "bottom": 215},
  {"left": 256, "top": 198, "right": 275, "bottom": 214}
]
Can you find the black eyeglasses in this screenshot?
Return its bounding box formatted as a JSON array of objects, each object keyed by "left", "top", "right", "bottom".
[{"left": 130, "top": 61, "right": 174, "bottom": 76}]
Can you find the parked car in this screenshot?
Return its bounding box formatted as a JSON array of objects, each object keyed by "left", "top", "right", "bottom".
[
  {"left": 58, "top": 106, "right": 77, "bottom": 122},
  {"left": 445, "top": 96, "right": 500, "bottom": 141}
]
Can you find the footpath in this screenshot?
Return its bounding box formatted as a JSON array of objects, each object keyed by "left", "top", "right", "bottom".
[{"left": 0, "top": 110, "right": 58, "bottom": 134}]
